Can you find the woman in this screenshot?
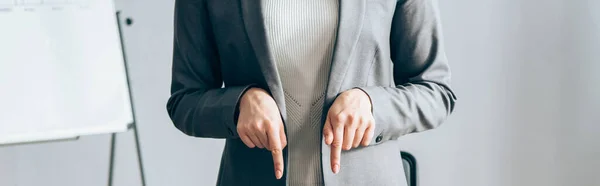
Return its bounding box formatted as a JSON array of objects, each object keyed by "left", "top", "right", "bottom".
[{"left": 167, "top": 0, "right": 456, "bottom": 185}]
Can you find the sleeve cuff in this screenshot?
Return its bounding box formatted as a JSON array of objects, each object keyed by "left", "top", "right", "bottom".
[
  {"left": 354, "top": 86, "right": 389, "bottom": 145},
  {"left": 222, "top": 84, "right": 258, "bottom": 138}
]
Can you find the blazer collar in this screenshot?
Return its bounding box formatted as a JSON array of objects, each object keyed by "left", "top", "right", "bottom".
[{"left": 240, "top": 0, "right": 367, "bottom": 116}]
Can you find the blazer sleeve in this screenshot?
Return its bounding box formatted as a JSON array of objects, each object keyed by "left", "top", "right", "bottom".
[
  {"left": 356, "top": 0, "right": 457, "bottom": 144},
  {"left": 167, "top": 0, "right": 253, "bottom": 139}
]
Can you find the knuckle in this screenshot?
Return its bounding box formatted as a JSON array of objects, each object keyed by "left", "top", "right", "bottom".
[
  {"left": 346, "top": 113, "right": 355, "bottom": 120},
  {"left": 333, "top": 113, "right": 345, "bottom": 123},
  {"left": 269, "top": 144, "right": 279, "bottom": 150},
  {"left": 327, "top": 109, "right": 337, "bottom": 117},
  {"left": 246, "top": 122, "right": 256, "bottom": 129},
  {"left": 253, "top": 123, "right": 264, "bottom": 131},
  {"left": 263, "top": 118, "right": 274, "bottom": 125},
  {"left": 331, "top": 141, "right": 342, "bottom": 148},
  {"left": 271, "top": 149, "right": 282, "bottom": 155},
  {"left": 358, "top": 117, "right": 365, "bottom": 125}
]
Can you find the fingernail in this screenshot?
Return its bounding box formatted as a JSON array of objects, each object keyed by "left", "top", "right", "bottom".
[
  {"left": 333, "top": 164, "right": 340, "bottom": 174},
  {"left": 276, "top": 170, "right": 282, "bottom": 179}
]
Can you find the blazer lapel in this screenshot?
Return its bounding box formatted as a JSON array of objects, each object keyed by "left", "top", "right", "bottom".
[
  {"left": 240, "top": 0, "right": 287, "bottom": 120},
  {"left": 239, "top": 0, "right": 366, "bottom": 120},
  {"left": 326, "top": 0, "right": 367, "bottom": 101}
]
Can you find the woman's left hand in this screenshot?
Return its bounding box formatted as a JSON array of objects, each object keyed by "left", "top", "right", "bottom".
[{"left": 323, "top": 88, "right": 375, "bottom": 174}]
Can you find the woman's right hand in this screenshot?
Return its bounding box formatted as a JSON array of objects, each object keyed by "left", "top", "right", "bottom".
[{"left": 237, "top": 87, "right": 287, "bottom": 179}]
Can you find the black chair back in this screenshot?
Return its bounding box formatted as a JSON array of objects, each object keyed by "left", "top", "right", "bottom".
[{"left": 401, "top": 151, "right": 417, "bottom": 186}]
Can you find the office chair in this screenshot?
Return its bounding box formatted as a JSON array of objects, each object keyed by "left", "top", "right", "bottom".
[{"left": 401, "top": 151, "right": 417, "bottom": 186}]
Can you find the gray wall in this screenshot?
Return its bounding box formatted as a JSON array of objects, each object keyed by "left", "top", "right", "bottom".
[
  {"left": 0, "top": 0, "right": 598, "bottom": 186},
  {"left": 558, "top": 1, "right": 600, "bottom": 186}
]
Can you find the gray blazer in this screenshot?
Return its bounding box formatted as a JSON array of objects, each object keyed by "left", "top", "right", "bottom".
[{"left": 167, "top": 0, "right": 457, "bottom": 185}]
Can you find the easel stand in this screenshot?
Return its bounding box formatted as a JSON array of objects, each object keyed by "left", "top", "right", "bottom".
[{"left": 107, "top": 11, "right": 147, "bottom": 186}]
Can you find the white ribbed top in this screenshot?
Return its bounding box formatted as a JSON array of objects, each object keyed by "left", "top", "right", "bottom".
[{"left": 261, "top": 0, "right": 339, "bottom": 185}]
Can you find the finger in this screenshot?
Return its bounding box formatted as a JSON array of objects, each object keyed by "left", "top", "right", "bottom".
[
  {"left": 279, "top": 125, "right": 287, "bottom": 148},
  {"left": 256, "top": 129, "right": 269, "bottom": 149},
  {"left": 271, "top": 148, "right": 284, "bottom": 179},
  {"left": 240, "top": 134, "right": 256, "bottom": 148},
  {"left": 323, "top": 116, "right": 333, "bottom": 145},
  {"left": 353, "top": 124, "right": 367, "bottom": 148},
  {"left": 268, "top": 127, "right": 284, "bottom": 179},
  {"left": 249, "top": 132, "right": 265, "bottom": 149},
  {"left": 361, "top": 121, "right": 375, "bottom": 146},
  {"left": 330, "top": 118, "right": 344, "bottom": 174},
  {"left": 267, "top": 126, "right": 282, "bottom": 151},
  {"left": 342, "top": 122, "right": 356, "bottom": 151}
]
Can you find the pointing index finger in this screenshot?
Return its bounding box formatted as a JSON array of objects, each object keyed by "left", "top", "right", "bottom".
[
  {"left": 268, "top": 127, "right": 284, "bottom": 179},
  {"left": 331, "top": 119, "right": 344, "bottom": 174}
]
